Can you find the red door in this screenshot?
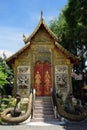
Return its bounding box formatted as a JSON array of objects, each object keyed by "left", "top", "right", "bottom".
[
  {"left": 43, "top": 61, "right": 52, "bottom": 96},
  {"left": 34, "top": 61, "right": 52, "bottom": 96}
]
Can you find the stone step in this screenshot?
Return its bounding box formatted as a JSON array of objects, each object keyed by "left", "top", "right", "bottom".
[
  {"left": 34, "top": 114, "right": 55, "bottom": 119},
  {"left": 35, "top": 97, "right": 51, "bottom": 101},
  {"left": 31, "top": 118, "right": 59, "bottom": 122},
  {"left": 36, "top": 96, "right": 51, "bottom": 99},
  {"left": 35, "top": 100, "right": 52, "bottom": 104},
  {"left": 35, "top": 101, "right": 51, "bottom": 104},
  {"left": 35, "top": 99, "right": 51, "bottom": 102},
  {"left": 34, "top": 108, "right": 53, "bottom": 112},
  {"left": 34, "top": 111, "right": 54, "bottom": 115},
  {"left": 34, "top": 109, "right": 53, "bottom": 114},
  {"left": 35, "top": 104, "right": 52, "bottom": 108},
  {"left": 35, "top": 105, "right": 52, "bottom": 109},
  {"left": 32, "top": 96, "right": 55, "bottom": 122}
]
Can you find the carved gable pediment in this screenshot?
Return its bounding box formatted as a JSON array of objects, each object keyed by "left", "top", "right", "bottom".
[{"left": 31, "top": 25, "right": 53, "bottom": 43}]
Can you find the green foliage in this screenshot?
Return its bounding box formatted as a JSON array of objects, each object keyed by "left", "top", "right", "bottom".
[
  {"left": 0, "top": 96, "right": 15, "bottom": 112},
  {"left": 49, "top": 12, "right": 66, "bottom": 40},
  {"left": 0, "top": 65, "right": 8, "bottom": 86},
  {"left": 49, "top": 0, "right": 87, "bottom": 73},
  {"left": 63, "top": 0, "right": 87, "bottom": 73},
  {"left": 63, "top": 0, "right": 87, "bottom": 50},
  {"left": 0, "top": 96, "right": 15, "bottom": 124},
  {"left": 0, "top": 57, "right": 14, "bottom": 96}
]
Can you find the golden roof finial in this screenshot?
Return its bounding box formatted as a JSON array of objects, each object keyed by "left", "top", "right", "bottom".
[
  {"left": 3, "top": 52, "right": 7, "bottom": 60},
  {"left": 23, "top": 34, "right": 27, "bottom": 43},
  {"left": 41, "top": 10, "right": 43, "bottom": 19}
]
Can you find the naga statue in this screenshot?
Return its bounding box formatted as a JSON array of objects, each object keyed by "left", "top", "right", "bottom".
[
  {"left": 1, "top": 93, "right": 32, "bottom": 124},
  {"left": 11, "top": 93, "right": 21, "bottom": 117}
]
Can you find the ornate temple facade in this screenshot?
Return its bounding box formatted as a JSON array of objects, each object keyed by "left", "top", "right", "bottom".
[{"left": 6, "top": 16, "right": 79, "bottom": 100}]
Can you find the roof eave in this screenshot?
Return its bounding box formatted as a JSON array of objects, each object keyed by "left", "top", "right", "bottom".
[
  {"left": 55, "top": 42, "right": 79, "bottom": 64},
  {"left": 6, "top": 42, "right": 30, "bottom": 66}
]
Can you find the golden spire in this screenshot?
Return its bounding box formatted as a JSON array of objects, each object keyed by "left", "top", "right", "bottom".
[
  {"left": 3, "top": 52, "right": 7, "bottom": 60},
  {"left": 23, "top": 34, "right": 27, "bottom": 43},
  {"left": 41, "top": 10, "right": 43, "bottom": 19}
]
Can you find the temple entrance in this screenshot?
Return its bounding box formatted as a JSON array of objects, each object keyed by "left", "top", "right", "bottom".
[{"left": 34, "top": 61, "right": 52, "bottom": 96}]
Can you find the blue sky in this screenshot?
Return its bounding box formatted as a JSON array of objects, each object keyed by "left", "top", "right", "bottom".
[{"left": 0, "top": 0, "right": 68, "bottom": 57}]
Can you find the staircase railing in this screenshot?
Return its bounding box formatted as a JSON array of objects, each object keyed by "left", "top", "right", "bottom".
[
  {"left": 51, "top": 89, "right": 58, "bottom": 118},
  {"left": 31, "top": 88, "right": 36, "bottom": 118}
]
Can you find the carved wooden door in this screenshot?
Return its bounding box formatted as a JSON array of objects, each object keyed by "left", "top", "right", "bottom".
[
  {"left": 34, "top": 61, "right": 43, "bottom": 96},
  {"left": 43, "top": 61, "right": 52, "bottom": 96},
  {"left": 34, "top": 61, "right": 52, "bottom": 96}
]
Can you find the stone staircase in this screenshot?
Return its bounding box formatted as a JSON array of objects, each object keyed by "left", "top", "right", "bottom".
[{"left": 31, "top": 96, "right": 56, "bottom": 122}]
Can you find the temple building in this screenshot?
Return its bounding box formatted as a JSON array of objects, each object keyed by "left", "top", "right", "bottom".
[{"left": 6, "top": 15, "right": 79, "bottom": 101}]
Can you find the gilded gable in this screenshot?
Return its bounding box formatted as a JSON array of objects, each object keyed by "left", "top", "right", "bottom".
[{"left": 31, "top": 25, "right": 54, "bottom": 44}]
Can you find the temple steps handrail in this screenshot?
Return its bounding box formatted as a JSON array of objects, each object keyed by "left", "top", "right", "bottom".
[
  {"left": 31, "top": 89, "right": 36, "bottom": 118},
  {"left": 55, "top": 94, "right": 87, "bottom": 121},
  {"left": 1, "top": 93, "right": 32, "bottom": 124},
  {"left": 51, "top": 90, "right": 57, "bottom": 118}
]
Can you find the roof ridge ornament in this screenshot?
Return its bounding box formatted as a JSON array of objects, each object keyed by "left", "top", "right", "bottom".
[
  {"left": 23, "top": 34, "right": 27, "bottom": 43},
  {"left": 3, "top": 51, "right": 7, "bottom": 60},
  {"left": 41, "top": 10, "right": 43, "bottom": 20}
]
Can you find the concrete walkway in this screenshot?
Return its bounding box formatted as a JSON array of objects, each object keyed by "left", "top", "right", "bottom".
[
  {"left": 0, "top": 120, "right": 65, "bottom": 130},
  {"left": 1, "top": 120, "right": 87, "bottom": 130},
  {"left": 0, "top": 125, "right": 65, "bottom": 130}
]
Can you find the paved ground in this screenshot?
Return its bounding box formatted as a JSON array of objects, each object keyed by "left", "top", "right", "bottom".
[
  {"left": 0, "top": 125, "right": 65, "bottom": 130},
  {"left": 0, "top": 120, "right": 87, "bottom": 130}
]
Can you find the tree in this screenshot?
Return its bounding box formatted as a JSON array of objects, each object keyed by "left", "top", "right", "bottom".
[
  {"left": 63, "top": 0, "right": 87, "bottom": 74},
  {"left": 49, "top": 0, "right": 87, "bottom": 74},
  {"left": 0, "top": 65, "right": 8, "bottom": 94},
  {"left": 0, "top": 57, "right": 13, "bottom": 96}
]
